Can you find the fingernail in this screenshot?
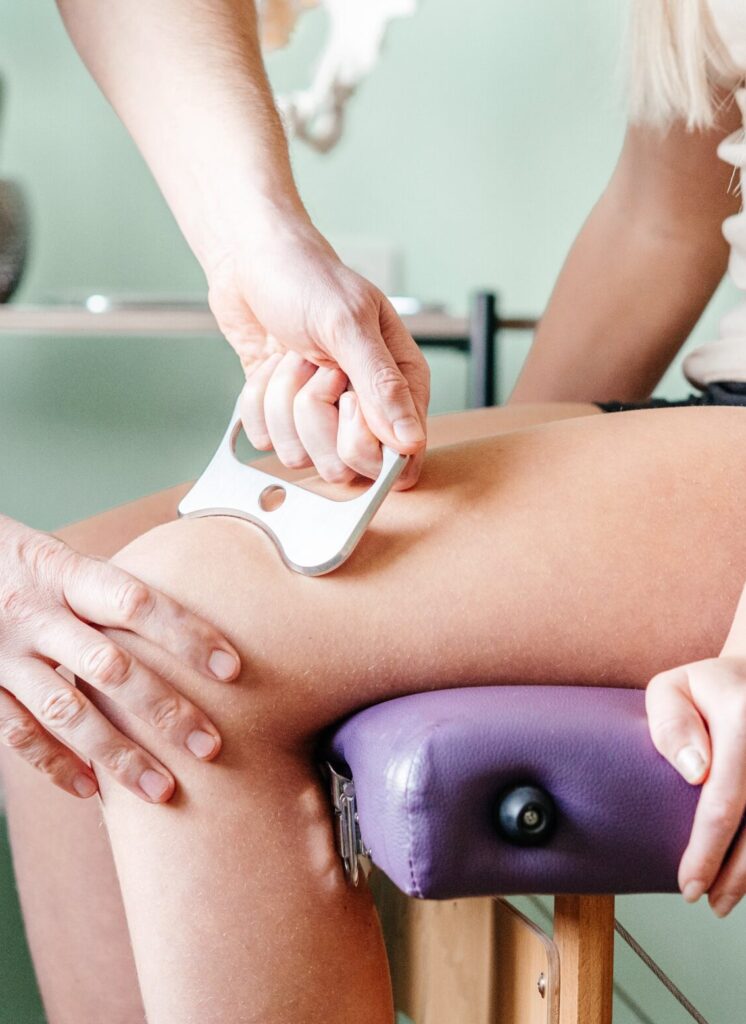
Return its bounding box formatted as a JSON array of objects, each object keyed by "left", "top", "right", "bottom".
[
  {"left": 676, "top": 745, "right": 707, "bottom": 784},
  {"left": 186, "top": 729, "right": 219, "bottom": 759},
  {"left": 73, "top": 773, "right": 98, "bottom": 798},
  {"left": 712, "top": 894, "right": 739, "bottom": 918},
  {"left": 393, "top": 417, "right": 425, "bottom": 445},
  {"left": 683, "top": 880, "right": 705, "bottom": 903},
  {"left": 208, "top": 649, "right": 239, "bottom": 681},
  {"left": 139, "top": 769, "right": 171, "bottom": 802}
]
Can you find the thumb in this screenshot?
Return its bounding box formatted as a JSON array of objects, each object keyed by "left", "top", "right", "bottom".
[
  {"left": 646, "top": 666, "right": 711, "bottom": 785},
  {"left": 336, "top": 326, "right": 426, "bottom": 456}
]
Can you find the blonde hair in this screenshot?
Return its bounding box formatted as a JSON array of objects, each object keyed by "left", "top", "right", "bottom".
[{"left": 628, "top": 0, "right": 742, "bottom": 129}]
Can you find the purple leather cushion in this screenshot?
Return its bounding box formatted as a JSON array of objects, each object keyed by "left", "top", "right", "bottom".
[{"left": 328, "top": 686, "right": 706, "bottom": 898}]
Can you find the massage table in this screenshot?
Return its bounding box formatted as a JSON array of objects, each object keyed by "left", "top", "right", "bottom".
[{"left": 325, "top": 684, "right": 715, "bottom": 1023}]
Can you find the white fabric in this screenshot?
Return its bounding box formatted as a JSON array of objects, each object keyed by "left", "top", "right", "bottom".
[
  {"left": 259, "top": 0, "right": 417, "bottom": 152},
  {"left": 685, "top": 1, "right": 746, "bottom": 387}
]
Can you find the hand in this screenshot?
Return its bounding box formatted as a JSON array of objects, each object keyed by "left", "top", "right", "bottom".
[
  {"left": 207, "top": 218, "right": 430, "bottom": 489},
  {"left": 0, "top": 516, "right": 240, "bottom": 803},
  {"left": 646, "top": 586, "right": 746, "bottom": 916}
]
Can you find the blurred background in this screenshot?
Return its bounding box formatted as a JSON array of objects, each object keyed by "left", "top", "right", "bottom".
[{"left": 0, "top": 1, "right": 740, "bottom": 1021}]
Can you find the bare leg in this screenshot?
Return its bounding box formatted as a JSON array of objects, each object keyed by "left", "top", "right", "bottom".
[
  {"left": 83, "top": 407, "right": 746, "bottom": 1024},
  {"left": 1, "top": 402, "right": 593, "bottom": 1024}
]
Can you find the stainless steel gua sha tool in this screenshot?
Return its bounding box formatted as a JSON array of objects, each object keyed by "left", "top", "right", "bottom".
[{"left": 178, "top": 397, "right": 407, "bottom": 576}]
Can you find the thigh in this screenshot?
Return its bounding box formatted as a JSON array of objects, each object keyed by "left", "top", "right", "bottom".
[{"left": 106, "top": 405, "right": 746, "bottom": 753}]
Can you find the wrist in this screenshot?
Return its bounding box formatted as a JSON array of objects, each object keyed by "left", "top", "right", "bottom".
[{"left": 202, "top": 198, "right": 334, "bottom": 279}]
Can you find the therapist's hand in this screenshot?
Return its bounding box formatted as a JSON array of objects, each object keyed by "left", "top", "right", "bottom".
[
  {"left": 0, "top": 515, "right": 240, "bottom": 803},
  {"left": 646, "top": 584, "right": 746, "bottom": 917},
  {"left": 207, "top": 219, "right": 430, "bottom": 489}
]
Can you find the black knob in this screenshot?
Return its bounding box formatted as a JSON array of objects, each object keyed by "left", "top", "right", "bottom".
[{"left": 495, "top": 784, "right": 556, "bottom": 847}]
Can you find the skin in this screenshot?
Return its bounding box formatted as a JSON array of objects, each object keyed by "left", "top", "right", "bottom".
[
  {"left": 647, "top": 597, "right": 746, "bottom": 917},
  {"left": 8, "top": 403, "right": 746, "bottom": 1022},
  {"left": 54, "top": 406, "right": 746, "bottom": 1023},
  {"left": 1, "top": 9, "right": 743, "bottom": 1022},
  {"left": 0, "top": 514, "right": 242, "bottom": 804},
  {"left": 511, "top": 108, "right": 742, "bottom": 405},
  {"left": 56, "top": 0, "right": 429, "bottom": 486},
  {"left": 2, "top": 403, "right": 590, "bottom": 1024}
]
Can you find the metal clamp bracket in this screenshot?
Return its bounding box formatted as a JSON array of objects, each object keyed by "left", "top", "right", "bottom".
[
  {"left": 326, "top": 763, "right": 370, "bottom": 885},
  {"left": 178, "top": 397, "right": 407, "bottom": 576}
]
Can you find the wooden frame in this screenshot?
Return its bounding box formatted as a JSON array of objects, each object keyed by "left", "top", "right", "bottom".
[{"left": 370, "top": 871, "right": 614, "bottom": 1024}]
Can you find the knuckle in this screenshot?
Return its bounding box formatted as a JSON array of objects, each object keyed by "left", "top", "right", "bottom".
[
  {"left": 101, "top": 743, "right": 135, "bottom": 776},
  {"left": 247, "top": 428, "right": 272, "bottom": 451},
  {"left": 326, "top": 311, "right": 373, "bottom": 348},
  {"left": 330, "top": 292, "right": 374, "bottom": 331},
  {"left": 18, "top": 533, "right": 66, "bottom": 579},
  {"left": 149, "top": 696, "right": 183, "bottom": 733},
  {"left": 275, "top": 351, "right": 308, "bottom": 380},
  {"left": 704, "top": 795, "right": 741, "bottom": 830},
  {"left": 335, "top": 455, "right": 368, "bottom": 482},
  {"left": 276, "top": 445, "right": 311, "bottom": 470},
  {"left": 716, "top": 869, "right": 746, "bottom": 896},
  {"left": 34, "top": 748, "right": 70, "bottom": 780},
  {"left": 316, "top": 454, "right": 354, "bottom": 483},
  {"left": 292, "top": 387, "right": 313, "bottom": 415},
  {"left": 649, "top": 714, "right": 692, "bottom": 750},
  {"left": 370, "top": 364, "right": 409, "bottom": 402},
  {"left": 0, "top": 714, "right": 37, "bottom": 751},
  {"left": 0, "top": 586, "right": 35, "bottom": 625},
  {"left": 337, "top": 428, "right": 373, "bottom": 462},
  {"left": 405, "top": 355, "right": 431, "bottom": 390},
  {"left": 243, "top": 372, "right": 267, "bottom": 405},
  {"left": 0, "top": 538, "right": 66, "bottom": 626},
  {"left": 326, "top": 367, "right": 349, "bottom": 393},
  {"left": 81, "top": 641, "right": 132, "bottom": 687},
  {"left": 335, "top": 434, "right": 354, "bottom": 463},
  {"left": 410, "top": 373, "right": 431, "bottom": 405},
  {"left": 39, "top": 686, "right": 88, "bottom": 729},
  {"left": 323, "top": 463, "right": 356, "bottom": 484},
  {"left": 646, "top": 672, "right": 668, "bottom": 696},
  {"left": 115, "top": 579, "right": 153, "bottom": 622}
]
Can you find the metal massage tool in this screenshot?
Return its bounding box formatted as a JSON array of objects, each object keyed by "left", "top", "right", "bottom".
[{"left": 178, "top": 397, "right": 407, "bottom": 576}]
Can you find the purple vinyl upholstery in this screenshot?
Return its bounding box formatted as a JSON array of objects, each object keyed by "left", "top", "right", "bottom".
[{"left": 328, "top": 686, "right": 713, "bottom": 898}]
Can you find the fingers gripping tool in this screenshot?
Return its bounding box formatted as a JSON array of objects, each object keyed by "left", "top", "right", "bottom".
[{"left": 178, "top": 397, "right": 407, "bottom": 576}]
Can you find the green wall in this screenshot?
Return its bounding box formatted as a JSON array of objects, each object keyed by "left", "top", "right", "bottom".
[{"left": 0, "top": 2, "right": 741, "bottom": 1022}]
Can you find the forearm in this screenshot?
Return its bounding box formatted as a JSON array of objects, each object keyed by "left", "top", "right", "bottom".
[
  {"left": 56, "top": 0, "right": 308, "bottom": 270},
  {"left": 511, "top": 118, "right": 740, "bottom": 404},
  {"left": 511, "top": 197, "right": 728, "bottom": 403}
]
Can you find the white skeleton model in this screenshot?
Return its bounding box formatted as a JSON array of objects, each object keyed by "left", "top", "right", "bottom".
[{"left": 259, "top": 0, "right": 417, "bottom": 152}]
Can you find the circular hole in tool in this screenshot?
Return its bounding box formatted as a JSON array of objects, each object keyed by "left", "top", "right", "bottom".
[{"left": 259, "top": 485, "right": 286, "bottom": 512}]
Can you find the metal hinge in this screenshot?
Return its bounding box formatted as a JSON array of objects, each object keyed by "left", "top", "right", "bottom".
[{"left": 325, "top": 762, "right": 371, "bottom": 886}]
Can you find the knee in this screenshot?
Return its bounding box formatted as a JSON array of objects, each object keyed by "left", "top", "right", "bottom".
[{"left": 109, "top": 516, "right": 344, "bottom": 758}]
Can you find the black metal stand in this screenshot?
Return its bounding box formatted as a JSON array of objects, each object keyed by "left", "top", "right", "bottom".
[{"left": 469, "top": 292, "right": 498, "bottom": 409}]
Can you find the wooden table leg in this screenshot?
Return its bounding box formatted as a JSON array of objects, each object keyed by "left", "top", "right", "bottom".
[
  {"left": 493, "top": 898, "right": 559, "bottom": 1024},
  {"left": 371, "top": 870, "right": 559, "bottom": 1024},
  {"left": 553, "top": 895, "right": 615, "bottom": 1024}
]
